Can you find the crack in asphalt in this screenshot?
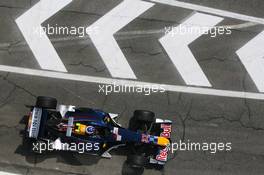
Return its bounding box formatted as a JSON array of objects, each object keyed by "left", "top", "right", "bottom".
[
  {"left": 188, "top": 114, "right": 264, "bottom": 131},
  {"left": 0, "top": 73, "right": 16, "bottom": 108},
  {"left": 242, "top": 70, "right": 253, "bottom": 121},
  {"left": 182, "top": 93, "right": 264, "bottom": 131},
  {"left": 0, "top": 40, "right": 22, "bottom": 54},
  {"left": 0, "top": 5, "right": 25, "bottom": 9},
  {"left": 197, "top": 55, "right": 263, "bottom": 130},
  {"left": 67, "top": 44, "right": 107, "bottom": 73},
  {"left": 1, "top": 73, "right": 37, "bottom": 98},
  {"left": 164, "top": 91, "right": 264, "bottom": 173},
  {"left": 163, "top": 93, "right": 192, "bottom": 174},
  {"left": 180, "top": 98, "right": 193, "bottom": 142},
  {"left": 68, "top": 61, "right": 106, "bottom": 73},
  {"left": 0, "top": 4, "right": 177, "bottom": 24},
  {"left": 58, "top": 85, "right": 97, "bottom": 106},
  {"left": 1, "top": 3, "right": 261, "bottom": 34},
  {"left": 166, "top": 91, "right": 171, "bottom": 106},
  {"left": 61, "top": 9, "right": 102, "bottom": 17},
  {"left": 121, "top": 46, "right": 162, "bottom": 56},
  {"left": 0, "top": 84, "right": 16, "bottom": 108},
  {"left": 198, "top": 55, "right": 239, "bottom": 63}
]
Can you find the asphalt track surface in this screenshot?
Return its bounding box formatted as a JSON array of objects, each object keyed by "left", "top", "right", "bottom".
[{"left": 1, "top": 0, "right": 264, "bottom": 175}]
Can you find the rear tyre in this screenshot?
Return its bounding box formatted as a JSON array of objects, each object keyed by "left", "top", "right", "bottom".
[
  {"left": 133, "top": 110, "right": 155, "bottom": 122},
  {"left": 129, "top": 110, "right": 155, "bottom": 131},
  {"left": 36, "top": 96, "right": 57, "bottom": 109}
]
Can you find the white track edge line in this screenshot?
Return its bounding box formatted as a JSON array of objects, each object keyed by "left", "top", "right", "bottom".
[
  {"left": 0, "top": 65, "right": 263, "bottom": 100},
  {"left": 0, "top": 171, "right": 20, "bottom": 175},
  {"left": 148, "top": 0, "right": 264, "bottom": 24}
]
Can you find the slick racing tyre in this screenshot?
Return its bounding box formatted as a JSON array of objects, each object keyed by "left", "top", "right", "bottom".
[
  {"left": 129, "top": 110, "right": 155, "bottom": 132},
  {"left": 35, "top": 96, "right": 57, "bottom": 109},
  {"left": 127, "top": 155, "right": 147, "bottom": 168},
  {"left": 133, "top": 110, "right": 155, "bottom": 122}
]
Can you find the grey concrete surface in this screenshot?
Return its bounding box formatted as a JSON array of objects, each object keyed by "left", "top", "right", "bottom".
[{"left": 0, "top": 0, "right": 264, "bottom": 175}]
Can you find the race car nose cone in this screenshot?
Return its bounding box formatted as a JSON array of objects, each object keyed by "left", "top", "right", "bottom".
[{"left": 157, "top": 137, "right": 170, "bottom": 147}]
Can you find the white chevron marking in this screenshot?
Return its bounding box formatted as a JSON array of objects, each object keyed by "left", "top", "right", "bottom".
[
  {"left": 236, "top": 31, "right": 264, "bottom": 92},
  {"left": 16, "top": 0, "right": 72, "bottom": 72},
  {"left": 87, "top": 0, "right": 154, "bottom": 79},
  {"left": 160, "top": 13, "right": 223, "bottom": 86}
]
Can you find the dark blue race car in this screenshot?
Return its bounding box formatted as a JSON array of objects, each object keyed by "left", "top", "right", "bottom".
[{"left": 24, "top": 96, "right": 172, "bottom": 170}]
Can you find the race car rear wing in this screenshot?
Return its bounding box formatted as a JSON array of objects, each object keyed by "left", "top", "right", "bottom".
[{"left": 150, "top": 119, "right": 172, "bottom": 165}]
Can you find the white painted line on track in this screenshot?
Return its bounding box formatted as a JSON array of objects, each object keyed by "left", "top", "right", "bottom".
[
  {"left": 0, "top": 171, "right": 20, "bottom": 175},
  {"left": 15, "top": 0, "right": 72, "bottom": 72},
  {"left": 87, "top": 0, "right": 154, "bottom": 79},
  {"left": 0, "top": 65, "right": 263, "bottom": 100},
  {"left": 160, "top": 12, "right": 223, "bottom": 87},
  {"left": 236, "top": 31, "right": 264, "bottom": 92},
  {"left": 148, "top": 0, "right": 264, "bottom": 24}
]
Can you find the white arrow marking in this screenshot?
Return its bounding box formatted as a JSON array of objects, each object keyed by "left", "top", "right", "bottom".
[
  {"left": 236, "top": 31, "right": 264, "bottom": 92},
  {"left": 15, "top": 0, "right": 72, "bottom": 72},
  {"left": 87, "top": 0, "right": 154, "bottom": 79},
  {"left": 159, "top": 12, "right": 223, "bottom": 87}
]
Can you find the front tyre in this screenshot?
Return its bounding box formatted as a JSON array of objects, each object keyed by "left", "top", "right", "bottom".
[{"left": 35, "top": 96, "right": 57, "bottom": 109}]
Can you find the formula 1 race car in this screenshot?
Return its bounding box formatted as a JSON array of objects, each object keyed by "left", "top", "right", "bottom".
[{"left": 23, "top": 96, "right": 172, "bottom": 171}]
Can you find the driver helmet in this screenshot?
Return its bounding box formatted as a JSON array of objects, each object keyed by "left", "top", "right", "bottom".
[{"left": 86, "top": 126, "right": 96, "bottom": 134}]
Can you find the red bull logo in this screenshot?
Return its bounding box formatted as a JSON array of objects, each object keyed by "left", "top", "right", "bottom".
[
  {"left": 160, "top": 124, "right": 171, "bottom": 138},
  {"left": 156, "top": 146, "right": 169, "bottom": 161}
]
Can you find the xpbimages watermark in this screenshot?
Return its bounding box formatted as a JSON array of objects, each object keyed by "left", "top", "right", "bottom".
[
  {"left": 170, "top": 140, "right": 232, "bottom": 154},
  {"left": 98, "top": 83, "right": 166, "bottom": 95},
  {"left": 33, "top": 24, "right": 99, "bottom": 38},
  {"left": 164, "top": 24, "right": 232, "bottom": 38},
  {"left": 32, "top": 140, "right": 100, "bottom": 154}
]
